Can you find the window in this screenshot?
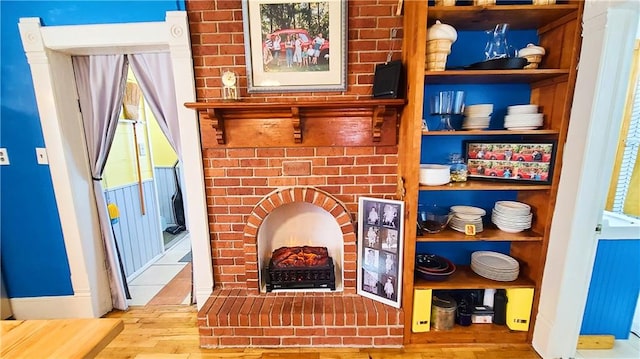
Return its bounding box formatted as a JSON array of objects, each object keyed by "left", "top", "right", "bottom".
[{"left": 606, "top": 40, "right": 640, "bottom": 218}]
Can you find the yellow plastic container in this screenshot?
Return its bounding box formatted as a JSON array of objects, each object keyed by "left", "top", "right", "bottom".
[
  {"left": 505, "top": 288, "right": 534, "bottom": 331},
  {"left": 412, "top": 289, "right": 432, "bottom": 332}
]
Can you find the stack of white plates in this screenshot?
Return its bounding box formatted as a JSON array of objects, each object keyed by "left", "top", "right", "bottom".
[
  {"left": 449, "top": 205, "right": 486, "bottom": 233},
  {"left": 463, "top": 104, "right": 493, "bottom": 130},
  {"left": 471, "top": 251, "right": 520, "bottom": 282},
  {"left": 504, "top": 104, "right": 543, "bottom": 130},
  {"left": 491, "top": 201, "right": 533, "bottom": 233}
]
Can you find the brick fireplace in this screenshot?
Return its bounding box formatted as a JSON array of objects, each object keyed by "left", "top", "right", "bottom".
[{"left": 197, "top": 145, "right": 404, "bottom": 348}]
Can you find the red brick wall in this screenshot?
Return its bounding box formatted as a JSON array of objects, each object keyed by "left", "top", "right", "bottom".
[
  {"left": 186, "top": 0, "right": 403, "bottom": 287},
  {"left": 202, "top": 147, "right": 399, "bottom": 288}
]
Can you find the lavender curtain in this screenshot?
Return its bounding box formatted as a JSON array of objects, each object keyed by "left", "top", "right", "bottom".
[
  {"left": 72, "top": 55, "right": 129, "bottom": 310},
  {"left": 129, "top": 53, "right": 182, "bottom": 158}
]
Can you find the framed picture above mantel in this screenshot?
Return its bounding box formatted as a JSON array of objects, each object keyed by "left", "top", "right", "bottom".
[{"left": 241, "top": 0, "right": 347, "bottom": 93}]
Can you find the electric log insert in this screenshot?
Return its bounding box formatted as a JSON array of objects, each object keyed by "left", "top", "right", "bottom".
[{"left": 265, "top": 246, "right": 336, "bottom": 292}]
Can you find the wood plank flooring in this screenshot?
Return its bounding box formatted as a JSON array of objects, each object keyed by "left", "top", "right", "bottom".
[{"left": 98, "top": 305, "right": 541, "bottom": 358}]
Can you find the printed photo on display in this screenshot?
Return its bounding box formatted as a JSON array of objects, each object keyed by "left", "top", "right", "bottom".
[{"left": 359, "top": 199, "right": 402, "bottom": 304}]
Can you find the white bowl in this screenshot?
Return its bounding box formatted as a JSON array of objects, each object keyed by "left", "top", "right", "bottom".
[
  {"left": 507, "top": 104, "right": 538, "bottom": 115},
  {"left": 464, "top": 116, "right": 491, "bottom": 122},
  {"left": 494, "top": 201, "right": 531, "bottom": 215},
  {"left": 466, "top": 104, "right": 494, "bottom": 113},
  {"left": 504, "top": 113, "right": 543, "bottom": 121},
  {"left": 419, "top": 164, "right": 451, "bottom": 186}
]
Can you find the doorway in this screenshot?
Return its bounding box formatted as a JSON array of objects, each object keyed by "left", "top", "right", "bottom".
[
  {"left": 18, "top": 12, "right": 212, "bottom": 317},
  {"left": 101, "top": 69, "right": 192, "bottom": 306}
]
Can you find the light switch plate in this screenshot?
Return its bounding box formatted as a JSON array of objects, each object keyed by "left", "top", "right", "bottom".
[
  {"left": 36, "top": 147, "right": 48, "bottom": 165},
  {"left": 0, "top": 148, "right": 9, "bottom": 165}
]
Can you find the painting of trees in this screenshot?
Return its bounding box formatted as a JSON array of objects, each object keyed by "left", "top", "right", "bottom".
[{"left": 260, "top": 2, "right": 330, "bottom": 39}]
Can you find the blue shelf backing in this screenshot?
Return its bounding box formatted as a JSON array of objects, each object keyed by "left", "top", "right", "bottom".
[{"left": 448, "top": 30, "right": 540, "bottom": 68}]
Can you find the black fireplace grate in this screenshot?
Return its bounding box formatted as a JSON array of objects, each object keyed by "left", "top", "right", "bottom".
[{"left": 265, "top": 257, "right": 336, "bottom": 292}]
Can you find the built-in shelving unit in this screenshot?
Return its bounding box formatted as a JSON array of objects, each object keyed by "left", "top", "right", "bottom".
[{"left": 398, "top": 0, "right": 584, "bottom": 346}]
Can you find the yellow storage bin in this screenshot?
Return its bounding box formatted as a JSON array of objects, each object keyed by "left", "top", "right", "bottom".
[
  {"left": 412, "top": 288, "right": 432, "bottom": 332},
  {"left": 505, "top": 288, "right": 534, "bottom": 331}
]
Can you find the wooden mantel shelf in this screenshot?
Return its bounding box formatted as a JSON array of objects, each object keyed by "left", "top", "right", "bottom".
[{"left": 184, "top": 99, "right": 405, "bottom": 146}]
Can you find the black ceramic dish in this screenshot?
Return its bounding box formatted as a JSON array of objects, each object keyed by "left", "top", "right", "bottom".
[
  {"left": 415, "top": 254, "right": 456, "bottom": 281},
  {"left": 415, "top": 254, "right": 450, "bottom": 272},
  {"left": 464, "top": 57, "right": 529, "bottom": 70}
]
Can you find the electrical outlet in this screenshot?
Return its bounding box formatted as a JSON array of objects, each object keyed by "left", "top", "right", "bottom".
[
  {"left": 36, "top": 147, "right": 49, "bottom": 165},
  {"left": 0, "top": 148, "right": 9, "bottom": 165}
]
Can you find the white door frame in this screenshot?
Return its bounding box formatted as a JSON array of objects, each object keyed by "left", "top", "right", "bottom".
[
  {"left": 532, "top": 1, "right": 639, "bottom": 357},
  {"left": 17, "top": 11, "right": 213, "bottom": 318}
]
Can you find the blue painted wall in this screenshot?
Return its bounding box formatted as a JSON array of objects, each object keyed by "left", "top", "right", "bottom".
[
  {"left": 581, "top": 239, "right": 640, "bottom": 339},
  {"left": 0, "top": 1, "right": 184, "bottom": 298}
]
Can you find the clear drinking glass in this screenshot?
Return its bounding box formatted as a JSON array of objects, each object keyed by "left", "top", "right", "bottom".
[{"left": 430, "top": 91, "right": 465, "bottom": 131}]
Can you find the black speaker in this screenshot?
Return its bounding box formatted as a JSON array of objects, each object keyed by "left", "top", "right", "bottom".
[{"left": 372, "top": 60, "right": 403, "bottom": 99}]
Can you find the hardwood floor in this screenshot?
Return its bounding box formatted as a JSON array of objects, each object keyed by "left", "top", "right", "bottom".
[{"left": 98, "top": 305, "right": 541, "bottom": 358}]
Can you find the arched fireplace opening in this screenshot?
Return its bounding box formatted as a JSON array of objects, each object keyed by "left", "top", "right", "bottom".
[
  {"left": 243, "top": 186, "right": 357, "bottom": 295},
  {"left": 257, "top": 201, "right": 344, "bottom": 293}
]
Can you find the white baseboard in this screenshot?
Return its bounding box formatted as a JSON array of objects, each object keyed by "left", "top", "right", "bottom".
[
  {"left": 9, "top": 294, "right": 100, "bottom": 319},
  {"left": 533, "top": 314, "right": 555, "bottom": 359}
]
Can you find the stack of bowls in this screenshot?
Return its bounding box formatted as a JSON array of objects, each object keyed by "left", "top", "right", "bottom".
[
  {"left": 415, "top": 254, "right": 456, "bottom": 281},
  {"left": 471, "top": 251, "right": 520, "bottom": 282},
  {"left": 449, "top": 205, "right": 486, "bottom": 233},
  {"left": 491, "top": 201, "right": 533, "bottom": 233},
  {"left": 463, "top": 104, "right": 493, "bottom": 130},
  {"left": 504, "top": 104, "right": 543, "bottom": 130},
  {"left": 419, "top": 164, "right": 451, "bottom": 186}
]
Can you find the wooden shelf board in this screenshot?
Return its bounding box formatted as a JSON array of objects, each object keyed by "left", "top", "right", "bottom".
[
  {"left": 422, "top": 129, "right": 560, "bottom": 136},
  {"left": 425, "top": 69, "right": 570, "bottom": 84},
  {"left": 417, "top": 227, "right": 543, "bottom": 242},
  {"left": 427, "top": 4, "right": 579, "bottom": 30},
  {"left": 409, "top": 323, "right": 529, "bottom": 344},
  {"left": 413, "top": 266, "right": 536, "bottom": 290},
  {"left": 184, "top": 98, "right": 405, "bottom": 111},
  {"left": 419, "top": 181, "right": 551, "bottom": 191}
]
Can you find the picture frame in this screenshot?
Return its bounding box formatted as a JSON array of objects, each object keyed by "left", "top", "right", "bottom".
[
  {"left": 241, "top": 0, "right": 348, "bottom": 93},
  {"left": 463, "top": 140, "right": 557, "bottom": 184},
  {"left": 357, "top": 196, "right": 404, "bottom": 308}
]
